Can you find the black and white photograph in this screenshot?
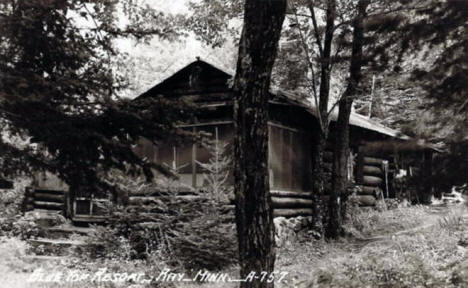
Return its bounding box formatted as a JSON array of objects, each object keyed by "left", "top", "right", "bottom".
[{"left": 0, "top": 0, "right": 467, "bottom": 287}]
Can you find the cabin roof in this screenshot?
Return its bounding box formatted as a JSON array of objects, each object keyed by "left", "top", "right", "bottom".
[{"left": 136, "top": 59, "right": 416, "bottom": 141}]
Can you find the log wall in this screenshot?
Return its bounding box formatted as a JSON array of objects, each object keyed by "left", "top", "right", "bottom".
[{"left": 355, "top": 147, "right": 391, "bottom": 206}]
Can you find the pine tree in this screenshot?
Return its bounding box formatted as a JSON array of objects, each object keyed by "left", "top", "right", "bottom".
[
  {"left": 196, "top": 138, "right": 232, "bottom": 203},
  {"left": 0, "top": 0, "right": 192, "bottom": 194}
]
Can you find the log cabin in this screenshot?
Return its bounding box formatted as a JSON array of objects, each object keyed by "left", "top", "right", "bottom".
[
  {"left": 21, "top": 58, "right": 437, "bottom": 222},
  {"left": 131, "top": 58, "right": 437, "bottom": 217}
]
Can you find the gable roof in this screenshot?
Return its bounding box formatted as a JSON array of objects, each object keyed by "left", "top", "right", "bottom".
[{"left": 137, "top": 59, "right": 407, "bottom": 139}]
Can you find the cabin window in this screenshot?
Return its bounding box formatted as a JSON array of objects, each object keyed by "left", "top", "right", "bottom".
[
  {"left": 269, "top": 124, "right": 309, "bottom": 192},
  {"left": 136, "top": 122, "right": 309, "bottom": 192},
  {"left": 145, "top": 122, "right": 233, "bottom": 187}
]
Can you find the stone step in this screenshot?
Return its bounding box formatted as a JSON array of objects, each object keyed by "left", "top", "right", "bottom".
[
  {"left": 44, "top": 226, "right": 93, "bottom": 239},
  {"left": 28, "top": 237, "right": 87, "bottom": 256},
  {"left": 20, "top": 255, "right": 67, "bottom": 264},
  {"left": 24, "top": 211, "right": 66, "bottom": 228}
]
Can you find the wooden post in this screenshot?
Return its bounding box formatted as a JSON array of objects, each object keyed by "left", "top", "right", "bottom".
[
  {"left": 422, "top": 149, "right": 433, "bottom": 203},
  {"left": 356, "top": 145, "right": 364, "bottom": 184},
  {"left": 192, "top": 126, "right": 197, "bottom": 187}
]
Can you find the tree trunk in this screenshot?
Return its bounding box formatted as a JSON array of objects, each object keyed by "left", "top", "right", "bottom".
[
  {"left": 310, "top": 131, "right": 327, "bottom": 232},
  {"left": 233, "top": 1, "right": 286, "bottom": 287},
  {"left": 326, "top": 0, "right": 369, "bottom": 239},
  {"left": 309, "top": 0, "right": 336, "bottom": 234}
]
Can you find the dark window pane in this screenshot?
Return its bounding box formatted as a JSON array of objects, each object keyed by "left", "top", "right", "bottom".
[
  {"left": 158, "top": 143, "right": 175, "bottom": 171},
  {"left": 270, "top": 126, "right": 283, "bottom": 189}
]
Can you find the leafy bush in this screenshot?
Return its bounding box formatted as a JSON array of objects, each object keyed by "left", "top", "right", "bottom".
[
  {"left": 0, "top": 215, "right": 40, "bottom": 240},
  {"left": 83, "top": 180, "right": 237, "bottom": 273},
  {"left": 0, "top": 177, "right": 31, "bottom": 217}
]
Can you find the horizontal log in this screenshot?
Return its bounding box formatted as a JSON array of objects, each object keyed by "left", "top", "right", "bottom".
[
  {"left": 363, "top": 156, "right": 385, "bottom": 166},
  {"left": 270, "top": 190, "right": 313, "bottom": 199},
  {"left": 363, "top": 165, "right": 383, "bottom": 176},
  {"left": 129, "top": 188, "right": 196, "bottom": 197},
  {"left": 125, "top": 205, "right": 167, "bottom": 214},
  {"left": 363, "top": 175, "right": 383, "bottom": 186},
  {"left": 272, "top": 197, "right": 313, "bottom": 208},
  {"left": 34, "top": 201, "right": 63, "bottom": 210},
  {"left": 357, "top": 195, "right": 376, "bottom": 206},
  {"left": 35, "top": 189, "right": 66, "bottom": 195},
  {"left": 273, "top": 208, "right": 313, "bottom": 218},
  {"left": 128, "top": 196, "right": 161, "bottom": 206},
  {"left": 34, "top": 193, "right": 65, "bottom": 203},
  {"left": 112, "top": 212, "right": 167, "bottom": 223},
  {"left": 357, "top": 185, "right": 383, "bottom": 196}
]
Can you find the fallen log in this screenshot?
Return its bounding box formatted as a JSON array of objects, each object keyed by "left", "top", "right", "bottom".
[
  {"left": 273, "top": 208, "right": 313, "bottom": 218},
  {"left": 272, "top": 197, "right": 313, "bottom": 208}
]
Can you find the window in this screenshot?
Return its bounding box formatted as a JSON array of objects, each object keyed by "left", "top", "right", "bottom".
[
  {"left": 155, "top": 123, "right": 234, "bottom": 187},
  {"left": 269, "top": 124, "right": 309, "bottom": 191}
]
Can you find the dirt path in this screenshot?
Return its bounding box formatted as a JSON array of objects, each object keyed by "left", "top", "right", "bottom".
[
  {"left": 351, "top": 204, "right": 466, "bottom": 247},
  {"left": 275, "top": 204, "right": 468, "bottom": 288}
]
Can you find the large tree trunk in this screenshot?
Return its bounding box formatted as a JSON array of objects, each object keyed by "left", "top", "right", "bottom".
[
  {"left": 233, "top": 1, "right": 286, "bottom": 287},
  {"left": 326, "top": 0, "right": 369, "bottom": 239},
  {"left": 310, "top": 131, "right": 327, "bottom": 231},
  {"left": 309, "top": 0, "right": 336, "bottom": 233}
]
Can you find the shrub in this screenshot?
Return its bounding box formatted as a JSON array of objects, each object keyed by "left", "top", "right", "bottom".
[
  {"left": 0, "top": 177, "right": 31, "bottom": 217},
  {"left": 0, "top": 215, "right": 40, "bottom": 240},
  {"left": 83, "top": 180, "right": 237, "bottom": 273}
]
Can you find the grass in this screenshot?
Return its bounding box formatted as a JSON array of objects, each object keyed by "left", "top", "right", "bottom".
[
  {"left": 275, "top": 205, "right": 468, "bottom": 288},
  {"left": 1, "top": 204, "right": 467, "bottom": 288}
]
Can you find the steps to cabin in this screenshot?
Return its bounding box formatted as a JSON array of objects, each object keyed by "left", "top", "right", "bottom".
[
  {"left": 28, "top": 237, "right": 87, "bottom": 256},
  {"left": 23, "top": 210, "right": 93, "bottom": 257}
]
